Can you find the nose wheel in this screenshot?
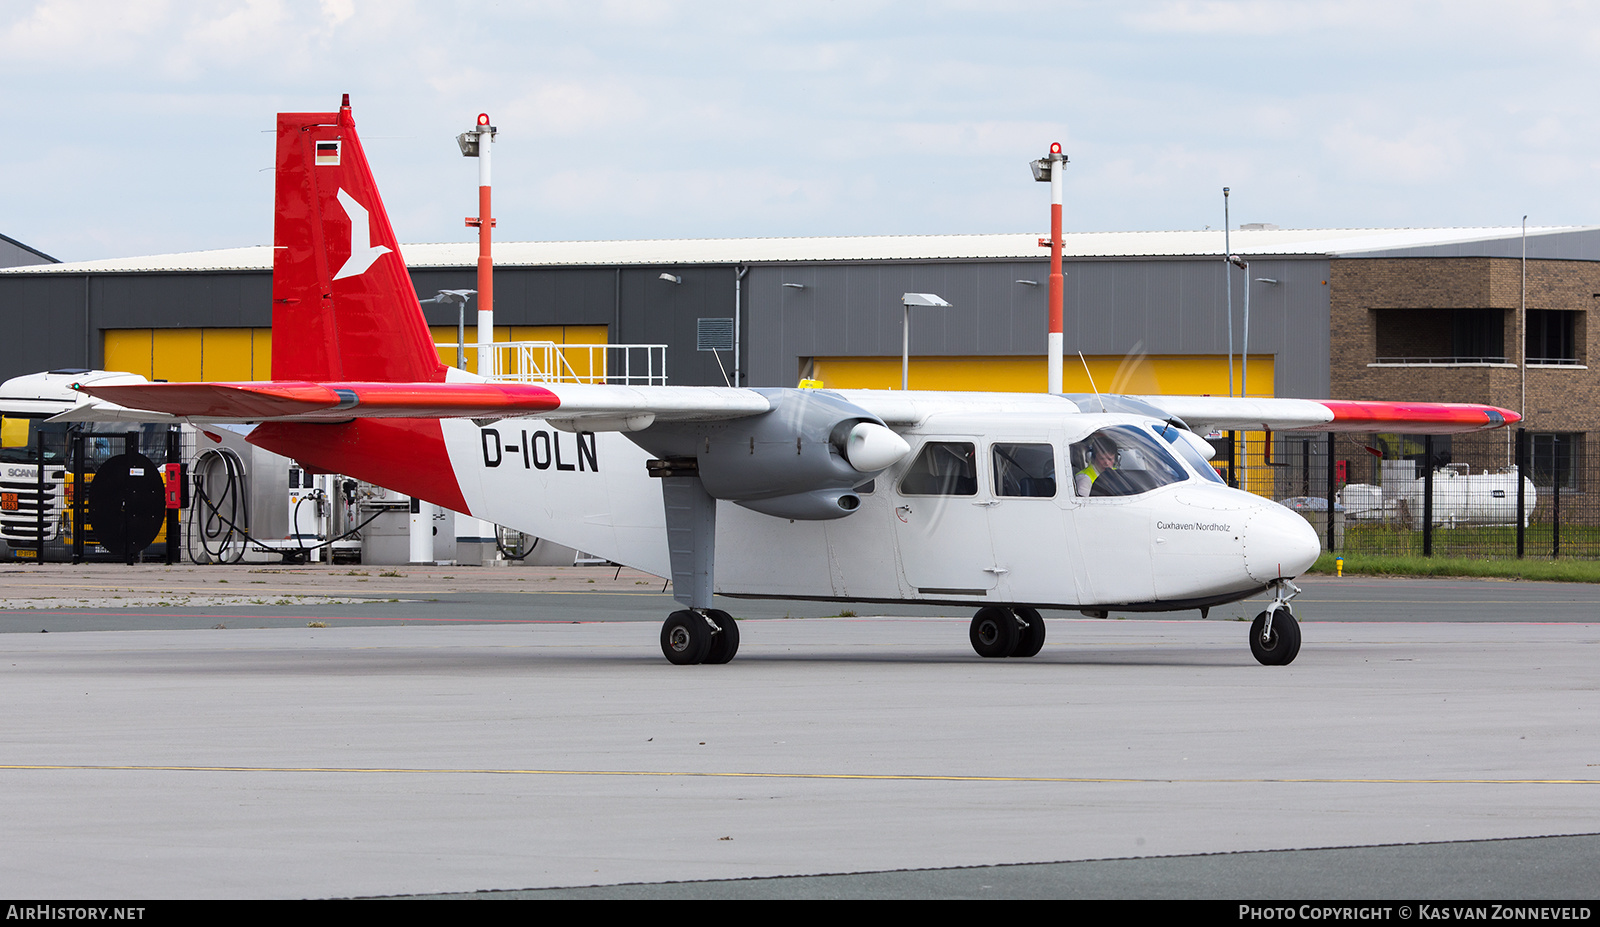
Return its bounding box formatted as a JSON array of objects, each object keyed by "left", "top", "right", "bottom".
[
  {"left": 969, "top": 606, "right": 1047, "bottom": 658},
  {"left": 1249, "top": 580, "right": 1302, "bottom": 666},
  {"left": 660, "top": 609, "right": 740, "bottom": 665}
]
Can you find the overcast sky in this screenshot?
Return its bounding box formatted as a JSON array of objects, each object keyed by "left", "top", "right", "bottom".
[{"left": 4, "top": 0, "right": 1598, "bottom": 262}]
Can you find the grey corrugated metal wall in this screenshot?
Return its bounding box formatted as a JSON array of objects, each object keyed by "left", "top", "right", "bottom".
[
  {"left": 0, "top": 255, "right": 1331, "bottom": 397},
  {"left": 745, "top": 256, "right": 1332, "bottom": 399}
]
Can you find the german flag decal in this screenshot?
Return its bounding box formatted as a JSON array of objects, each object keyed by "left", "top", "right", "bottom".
[{"left": 315, "top": 140, "right": 340, "bottom": 166}]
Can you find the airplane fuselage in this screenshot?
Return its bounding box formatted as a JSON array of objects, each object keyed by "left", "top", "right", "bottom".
[{"left": 444, "top": 403, "right": 1321, "bottom": 613}]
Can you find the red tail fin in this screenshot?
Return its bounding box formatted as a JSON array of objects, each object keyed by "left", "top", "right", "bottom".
[{"left": 272, "top": 95, "right": 446, "bottom": 384}]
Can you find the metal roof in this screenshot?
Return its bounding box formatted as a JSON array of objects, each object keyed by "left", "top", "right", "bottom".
[
  {"left": 5, "top": 226, "right": 1596, "bottom": 274},
  {"left": 0, "top": 232, "right": 59, "bottom": 267}
]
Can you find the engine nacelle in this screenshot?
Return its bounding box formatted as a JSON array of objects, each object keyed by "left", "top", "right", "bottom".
[
  {"left": 633, "top": 388, "right": 909, "bottom": 520},
  {"left": 739, "top": 487, "right": 864, "bottom": 520}
]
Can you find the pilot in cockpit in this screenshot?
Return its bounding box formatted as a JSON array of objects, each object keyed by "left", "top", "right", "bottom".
[{"left": 1073, "top": 435, "right": 1117, "bottom": 496}]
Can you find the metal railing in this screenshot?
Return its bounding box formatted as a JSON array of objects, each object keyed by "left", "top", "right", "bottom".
[
  {"left": 1371, "top": 356, "right": 1508, "bottom": 365},
  {"left": 434, "top": 341, "right": 669, "bottom": 386}
]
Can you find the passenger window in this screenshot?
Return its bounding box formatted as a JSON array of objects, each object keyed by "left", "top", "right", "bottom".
[
  {"left": 898, "top": 441, "right": 978, "bottom": 496},
  {"left": 992, "top": 443, "right": 1056, "bottom": 498},
  {"left": 1070, "top": 426, "right": 1188, "bottom": 497}
]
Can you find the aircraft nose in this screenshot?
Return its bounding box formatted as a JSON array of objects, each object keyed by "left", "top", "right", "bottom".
[{"left": 1242, "top": 502, "right": 1322, "bottom": 584}]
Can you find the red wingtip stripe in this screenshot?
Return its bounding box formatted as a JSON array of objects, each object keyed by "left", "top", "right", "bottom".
[{"left": 1321, "top": 400, "right": 1521, "bottom": 434}]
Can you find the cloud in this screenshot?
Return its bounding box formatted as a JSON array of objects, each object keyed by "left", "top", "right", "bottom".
[{"left": 5, "top": 1, "right": 1600, "bottom": 259}]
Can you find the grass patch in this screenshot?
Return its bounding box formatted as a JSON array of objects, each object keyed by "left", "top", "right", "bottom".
[
  {"left": 1309, "top": 552, "right": 1600, "bottom": 583},
  {"left": 1338, "top": 522, "right": 1600, "bottom": 559}
]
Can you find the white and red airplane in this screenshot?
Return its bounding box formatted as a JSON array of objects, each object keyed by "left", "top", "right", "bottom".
[{"left": 67, "top": 97, "right": 1520, "bottom": 666}]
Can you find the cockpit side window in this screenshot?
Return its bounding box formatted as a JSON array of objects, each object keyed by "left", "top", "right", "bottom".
[
  {"left": 1070, "top": 425, "right": 1188, "bottom": 497},
  {"left": 899, "top": 441, "right": 978, "bottom": 496},
  {"left": 992, "top": 443, "right": 1056, "bottom": 498}
]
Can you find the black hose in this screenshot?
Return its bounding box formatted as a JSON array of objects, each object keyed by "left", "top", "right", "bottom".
[{"left": 188, "top": 447, "right": 385, "bottom": 562}]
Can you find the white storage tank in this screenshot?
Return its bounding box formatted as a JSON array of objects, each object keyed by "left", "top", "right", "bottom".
[{"left": 1390, "top": 465, "right": 1536, "bottom": 529}]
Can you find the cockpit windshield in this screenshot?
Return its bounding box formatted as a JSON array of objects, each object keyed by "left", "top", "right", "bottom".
[
  {"left": 1159, "top": 425, "right": 1228, "bottom": 485},
  {"left": 1070, "top": 425, "right": 1188, "bottom": 497}
]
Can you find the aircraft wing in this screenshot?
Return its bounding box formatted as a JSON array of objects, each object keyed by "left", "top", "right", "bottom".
[
  {"left": 1131, "top": 396, "right": 1519, "bottom": 435},
  {"left": 60, "top": 380, "right": 1518, "bottom": 437},
  {"left": 55, "top": 380, "right": 772, "bottom": 429}
]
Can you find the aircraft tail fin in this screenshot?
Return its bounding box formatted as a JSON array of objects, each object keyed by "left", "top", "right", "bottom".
[{"left": 272, "top": 94, "right": 446, "bottom": 384}]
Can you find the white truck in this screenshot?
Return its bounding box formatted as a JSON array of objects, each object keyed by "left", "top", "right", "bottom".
[{"left": 0, "top": 369, "right": 167, "bottom": 561}]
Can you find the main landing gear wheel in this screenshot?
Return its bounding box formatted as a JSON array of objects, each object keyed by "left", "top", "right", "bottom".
[
  {"left": 702, "top": 609, "right": 740, "bottom": 664},
  {"left": 660, "top": 609, "right": 740, "bottom": 665},
  {"left": 969, "top": 607, "right": 1047, "bottom": 659},
  {"left": 1249, "top": 606, "right": 1301, "bottom": 666},
  {"left": 661, "top": 610, "right": 712, "bottom": 665},
  {"left": 970, "top": 606, "right": 1020, "bottom": 658},
  {"left": 1012, "top": 607, "right": 1047, "bottom": 658}
]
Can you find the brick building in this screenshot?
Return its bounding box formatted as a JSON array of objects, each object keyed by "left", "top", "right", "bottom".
[{"left": 1331, "top": 246, "right": 1600, "bottom": 487}]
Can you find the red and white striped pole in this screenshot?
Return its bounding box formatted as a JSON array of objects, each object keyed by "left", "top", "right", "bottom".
[
  {"left": 458, "top": 114, "right": 498, "bottom": 564},
  {"left": 1033, "top": 142, "right": 1068, "bottom": 394},
  {"left": 463, "top": 113, "right": 497, "bottom": 377}
]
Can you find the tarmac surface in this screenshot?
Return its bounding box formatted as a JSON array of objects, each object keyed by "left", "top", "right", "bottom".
[{"left": 1, "top": 563, "right": 1597, "bottom": 900}]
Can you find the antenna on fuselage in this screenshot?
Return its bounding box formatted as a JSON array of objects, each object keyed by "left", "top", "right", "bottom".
[{"left": 1078, "top": 352, "right": 1106, "bottom": 412}]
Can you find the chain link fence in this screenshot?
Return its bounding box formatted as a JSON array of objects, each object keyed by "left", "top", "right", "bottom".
[{"left": 1221, "top": 428, "right": 1595, "bottom": 560}]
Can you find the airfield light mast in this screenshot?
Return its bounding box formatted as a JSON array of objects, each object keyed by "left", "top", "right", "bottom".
[
  {"left": 1032, "top": 143, "right": 1068, "bottom": 394},
  {"left": 459, "top": 113, "right": 498, "bottom": 377},
  {"left": 457, "top": 114, "right": 499, "bottom": 565}
]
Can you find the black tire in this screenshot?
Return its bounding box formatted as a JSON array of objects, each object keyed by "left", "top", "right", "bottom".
[
  {"left": 1011, "top": 607, "right": 1046, "bottom": 658},
  {"left": 702, "top": 609, "right": 740, "bottom": 664},
  {"left": 970, "top": 606, "right": 1019, "bottom": 658},
  {"left": 1249, "top": 607, "right": 1301, "bottom": 666},
  {"left": 661, "top": 610, "right": 712, "bottom": 665}
]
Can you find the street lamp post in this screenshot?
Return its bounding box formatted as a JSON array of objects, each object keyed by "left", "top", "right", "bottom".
[
  {"left": 1223, "top": 187, "right": 1234, "bottom": 397},
  {"left": 1245, "top": 276, "right": 1279, "bottom": 398},
  {"left": 418, "top": 289, "right": 476, "bottom": 369},
  {"left": 900, "top": 293, "right": 950, "bottom": 390}
]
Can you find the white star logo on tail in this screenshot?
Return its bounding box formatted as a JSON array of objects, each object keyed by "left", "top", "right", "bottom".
[{"left": 333, "top": 188, "right": 392, "bottom": 280}]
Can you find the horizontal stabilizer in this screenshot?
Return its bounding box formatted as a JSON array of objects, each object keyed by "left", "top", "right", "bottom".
[
  {"left": 62, "top": 381, "right": 561, "bottom": 423},
  {"left": 57, "top": 380, "right": 773, "bottom": 429}
]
